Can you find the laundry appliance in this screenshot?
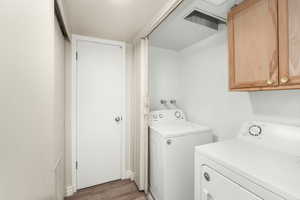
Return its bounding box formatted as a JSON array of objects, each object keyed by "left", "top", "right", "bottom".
[
  {"left": 195, "top": 121, "right": 300, "bottom": 200},
  {"left": 149, "top": 109, "right": 213, "bottom": 200}
]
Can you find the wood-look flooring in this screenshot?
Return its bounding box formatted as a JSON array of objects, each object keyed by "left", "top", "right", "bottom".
[{"left": 65, "top": 180, "right": 146, "bottom": 200}]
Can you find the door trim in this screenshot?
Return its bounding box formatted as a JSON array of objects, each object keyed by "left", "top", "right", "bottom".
[{"left": 71, "top": 34, "right": 127, "bottom": 191}]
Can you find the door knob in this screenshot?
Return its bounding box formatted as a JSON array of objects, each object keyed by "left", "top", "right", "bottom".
[
  {"left": 280, "top": 76, "right": 289, "bottom": 84},
  {"left": 203, "top": 172, "right": 210, "bottom": 182},
  {"left": 115, "top": 116, "right": 121, "bottom": 122}
]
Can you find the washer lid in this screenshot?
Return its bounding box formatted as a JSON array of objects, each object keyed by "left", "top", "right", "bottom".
[
  {"left": 196, "top": 139, "right": 300, "bottom": 200},
  {"left": 150, "top": 121, "right": 211, "bottom": 138}
]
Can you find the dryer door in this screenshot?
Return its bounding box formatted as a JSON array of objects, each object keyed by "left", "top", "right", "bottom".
[{"left": 201, "top": 166, "right": 262, "bottom": 200}]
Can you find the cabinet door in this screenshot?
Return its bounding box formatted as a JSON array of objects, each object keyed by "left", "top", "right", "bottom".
[
  {"left": 279, "top": 0, "right": 300, "bottom": 86},
  {"left": 228, "top": 0, "right": 278, "bottom": 90}
]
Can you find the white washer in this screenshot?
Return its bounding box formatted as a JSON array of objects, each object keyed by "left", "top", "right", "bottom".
[
  {"left": 195, "top": 121, "right": 300, "bottom": 200},
  {"left": 149, "top": 109, "right": 213, "bottom": 200}
]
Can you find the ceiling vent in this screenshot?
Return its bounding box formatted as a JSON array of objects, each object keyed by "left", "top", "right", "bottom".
[{"left": 184, "top": 9, "right": 226, "bottom": 30}]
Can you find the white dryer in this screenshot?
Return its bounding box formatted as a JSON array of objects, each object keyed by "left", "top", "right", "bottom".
[
  {"left": 149, "top": 109, "right": 213, "bottom": 200},
  {"left": 195, "top": 121, "right": 300, "bottom": 200}
]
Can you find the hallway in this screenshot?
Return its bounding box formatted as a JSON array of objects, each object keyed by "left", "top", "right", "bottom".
[{"left": 65, "top": 180, "right": 146, "bottom": 200}]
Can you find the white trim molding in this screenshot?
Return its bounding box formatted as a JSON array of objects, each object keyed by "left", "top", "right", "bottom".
[
  {"left": 54, "top": 155, "right": 64, "bottom": 200},
  {"left": 71, "top": 34, "right": 127, "bottom": 192},
  {"left": 55, "top": 0, "right": 71, "bottom": 40},
  {"left": 65, "top": 185, "right": 76, "bottom": 197},
  {"left": 126, "top": 170, "right": 135, "bottom": 181},
  {"left": 147, "top": 193, "right": 154, "bottom": 200},
  {"left": 132, "top": 0, "right": 184, "bottom": 41}
]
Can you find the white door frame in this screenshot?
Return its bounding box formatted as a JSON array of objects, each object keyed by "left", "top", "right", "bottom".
[
  {"left": 130, "top": 0, "right": 183, "bottom": 194},
  {"left": 71, "top": 34, "right": 127, "bottom": 191}
]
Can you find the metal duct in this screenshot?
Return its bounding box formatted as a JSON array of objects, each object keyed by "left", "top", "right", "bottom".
[{"left": 184, "top": 9, "right": 226, "bottom": 30}]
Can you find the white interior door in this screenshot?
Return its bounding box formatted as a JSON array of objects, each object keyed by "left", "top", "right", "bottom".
[{"left": 77, "top": 40, "right": 124, "bottom": 189}]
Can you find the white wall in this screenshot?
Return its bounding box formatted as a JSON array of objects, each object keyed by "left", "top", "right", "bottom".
[
  {"left": 149, "top": 30, "right": 300, "bottom": 140},
  {"left": 64, "top": 40, "right": 74, "bottom": 195},
  {"left": 125, "top": 43, "right": 135, "bottom": 178},
  {"left": 0, "top": 1, "right": 66, "bottom": 199},
  {"left": 178, "top": 31, "right": 253, "bottom": 139},
  {"left": 249, "top": 90, "right": 300, "bottom": 125},
  {"left": 149, "top": 46, "right": 181, "bottom": 110},
  {"left": 54, "top": 16, "right": 66, "bottom": 200}
]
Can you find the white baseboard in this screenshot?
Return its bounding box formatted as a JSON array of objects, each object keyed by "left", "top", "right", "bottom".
[
  {"left": 65, "top": 185, "right": 76, "bottom": 197},
  {"left": 147, "top": 193, "right": 154, "bottom": 200},
  {"left": 125, "top": 170, "right": 135, "bottom": 181},
  {"left": 54, "top": 155, "right": 64, "bottom": 200},
  {"left": 66, "top": 170, "right": 134, "bottom": 197}
]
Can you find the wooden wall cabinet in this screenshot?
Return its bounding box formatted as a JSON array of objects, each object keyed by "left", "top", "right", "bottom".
[{"left": 228, "top": 0, "right": 300, "bottom": 91}]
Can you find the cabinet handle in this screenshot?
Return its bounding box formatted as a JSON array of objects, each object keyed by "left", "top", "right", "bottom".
[
  {"left": 266, "top": 79, "right": 274, "bottom": 85},
  {"left": 280, "top": 77, "right": 289, "bottom": 84}
]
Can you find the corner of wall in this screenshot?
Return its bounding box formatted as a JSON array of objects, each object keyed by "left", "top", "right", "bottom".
[{"left": 65, "top": 185, "right": 76, "bottom": 197}]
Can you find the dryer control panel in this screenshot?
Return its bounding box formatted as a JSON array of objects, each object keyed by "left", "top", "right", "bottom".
[{"left": 238, "top": 121, "right": 300, "bottom": 156}]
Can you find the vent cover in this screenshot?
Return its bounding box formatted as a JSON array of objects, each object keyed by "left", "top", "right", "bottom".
[{"left": 184, "top": 9, "right": 226, "bottom": 30}]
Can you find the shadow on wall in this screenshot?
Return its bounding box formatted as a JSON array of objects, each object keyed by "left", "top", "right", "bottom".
[{"left": 249, "top": 90, "right": 300, "bottom": 125}]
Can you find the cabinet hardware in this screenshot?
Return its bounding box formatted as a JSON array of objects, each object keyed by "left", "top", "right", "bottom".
[
  {"left": 267, "top": 79, "right": 274, "bottom": 85},
  {"left": 280, "top": 77, "right": 289, "bottom": 84}
]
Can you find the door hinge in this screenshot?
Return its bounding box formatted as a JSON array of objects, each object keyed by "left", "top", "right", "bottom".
[
  {"left": 76, "top": 161, "right": 78, "bottom": 170},
  {"left": 76, "top": 52, "right": 78, "bottom": 60}
]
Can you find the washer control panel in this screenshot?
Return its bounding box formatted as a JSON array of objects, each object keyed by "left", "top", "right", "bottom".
[
  {"left": 150, "top": 109, "right": 185, "bottom": 123},
  {"left": 174, "top": 111, "right": 182, "bottom": 119}
]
